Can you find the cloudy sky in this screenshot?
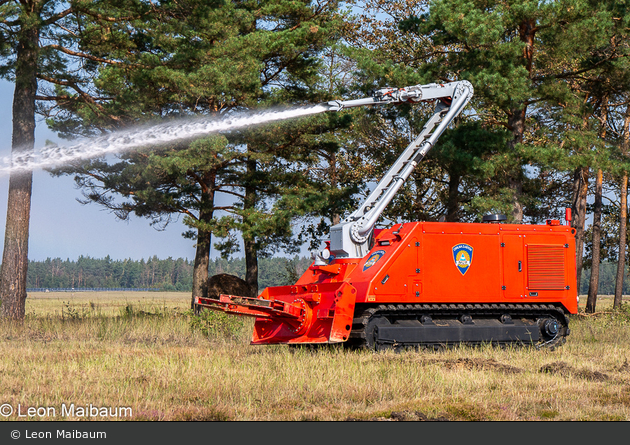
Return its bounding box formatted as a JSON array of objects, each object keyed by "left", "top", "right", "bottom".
[{"left": 0, "top": 79, "right": 199, "bottom": 262}]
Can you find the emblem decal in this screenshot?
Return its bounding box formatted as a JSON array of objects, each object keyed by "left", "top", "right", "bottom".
[
  {"left": 452, "top": 243, "right": 473, "bottom": 275},
  {"left": 363, "top": 250, "right": 386, "bottom": 272}
]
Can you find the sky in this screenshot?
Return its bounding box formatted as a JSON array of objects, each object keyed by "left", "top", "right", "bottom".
[{"left": 0, "top": 79, "right": 200, "bottom": 262}]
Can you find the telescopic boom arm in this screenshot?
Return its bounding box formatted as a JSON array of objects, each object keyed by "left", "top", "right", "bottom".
[{"left": 322, "top": 80, "right": 474, "bottom": 260}]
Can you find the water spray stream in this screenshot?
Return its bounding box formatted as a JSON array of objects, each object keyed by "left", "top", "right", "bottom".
[{"left": 0, "top": 104, "right": 329, "bottom": 177}]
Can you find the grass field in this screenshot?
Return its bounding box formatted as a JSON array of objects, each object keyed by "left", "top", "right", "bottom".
[{"left": 0, "top": 291, "right": 628, "bottom": 421}]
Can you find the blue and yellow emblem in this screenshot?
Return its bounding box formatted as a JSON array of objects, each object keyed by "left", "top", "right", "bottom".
[
  {"left": 452, "top": 244, "right": 473, "bottom": 275},
  {"left": 363, "top": 250, "right": 386, "bottom": 272}
]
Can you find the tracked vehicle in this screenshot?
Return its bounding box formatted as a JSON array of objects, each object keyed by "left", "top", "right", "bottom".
[{"left": 195, "top": 80, "right": 578, "bottom": 350}]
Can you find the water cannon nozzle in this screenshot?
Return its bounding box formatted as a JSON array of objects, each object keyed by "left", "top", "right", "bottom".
[{"left": 325, "top": 100, "right": 344, "bottom": 112}]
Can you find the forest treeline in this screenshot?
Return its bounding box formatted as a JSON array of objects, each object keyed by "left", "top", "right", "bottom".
[
  {"left": 3, "top": 0, "right": 630, "bottom": 318},
  {"left": 26, "top": 255, "right": 627, "bottom": 296},
  {"left": 26, "top": 256, "right": 312, "bottom": 292}
]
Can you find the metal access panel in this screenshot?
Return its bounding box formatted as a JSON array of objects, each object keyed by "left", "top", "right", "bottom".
[
  {"left": 419, "top": 224, "right": 502, "bottom": 302},
  {"left": 501, "top": 234, "right": 526, "bottom": 299}
]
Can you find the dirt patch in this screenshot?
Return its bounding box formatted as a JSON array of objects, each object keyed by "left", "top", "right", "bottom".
[
  {"left": 374, "top": 354, "right": 525, "bottom": 374},
  {"left": 345, "top": 411, "right": 450, "bottom": 421},
  {"left": 439, "top": 357, "right": 524, "bottom": 374},
  {"left": 540, "top": 361, "right": 609, "bottom": 381},
  {"left": 389, "top": 410, "right": 450, "bottom": 421}
]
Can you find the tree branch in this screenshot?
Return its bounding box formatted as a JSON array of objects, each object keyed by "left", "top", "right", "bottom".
[
  {"left": 74, "top": 7, "right": 141, "bottom": 23},
  {"left": 35, "top": 94, "right": 74, "bottom": 101},
  {"left": 43, "top": 7, "right": 74, "bottom": 26},
  {"left": 37, "top": 73, "right": 121, "bottom": 123},
  {"left": 216, "top": 189, "right": 245, "bottom": 200},
  {"left": 532, "top": 54, "right": 626, "bottom": 82},
  {"left": 43, "top": 44, "right": 151, "bottom": 68}
]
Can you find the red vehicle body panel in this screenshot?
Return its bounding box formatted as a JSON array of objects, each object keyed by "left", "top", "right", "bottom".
[{"left": 197, "top": 221, "right": 578, "bottom": 345}]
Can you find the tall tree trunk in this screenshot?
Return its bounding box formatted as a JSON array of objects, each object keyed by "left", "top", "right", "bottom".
[
  {"left": 190, "top": 175, "right": 215, "bottom": 309},
  {"left": 587, "top": 168, "right": 603, "bottom": 313},
  {"left": 614, "top": 173, "right": 628, "bottom": 309},
  {"left": 244, "top": 157, "right": 258, "bottom": 297},
  {"left": 507, "top": 108, "right": 526, "bottom": 223},
  {"left": 504, "top": 19, "right": 536, "bottom": 224},
  {"left": 244, "top": 239, "right": 258, "bottom": 298},
  {"left": 446, "top": 171, "right": 460, "bottom": 222},
  {"left": 614, "top": 104, "right": 630, "bottom": 309},
  {"left": 572, "top": 166, "right": 589, "bottom": 292},
  {"left": 191, "top": 226, "right": 211, "bottom": 308},
  {"left": 0, "top": 24, "right": 39, "bottom": 320},
  {"left": 587, "top": 96, "right": 608, "bottom": 313}
]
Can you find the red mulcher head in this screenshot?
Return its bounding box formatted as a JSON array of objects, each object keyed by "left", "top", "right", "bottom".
[{"left": 195, "top": 281, "right": 357, "bottom": 344}]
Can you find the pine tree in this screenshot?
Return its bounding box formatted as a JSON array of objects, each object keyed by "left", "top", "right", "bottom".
[
  {"left": 0, "top": 0, "right": 151, "bottom": 319},
  {"left": 46, "top": 0, "right": 344, "bottom": 304},
  {"left": 396, "top": 0, "right": 629, "bottom": 224}
]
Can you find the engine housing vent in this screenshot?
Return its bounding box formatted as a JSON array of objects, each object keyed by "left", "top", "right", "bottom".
[{"left": 527, "top": 244, "right": 566, "bottom": 290}]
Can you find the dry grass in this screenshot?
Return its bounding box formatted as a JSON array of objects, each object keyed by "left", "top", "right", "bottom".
[{"left": 0, "top": 292, "right": 628, "bottom": 421}]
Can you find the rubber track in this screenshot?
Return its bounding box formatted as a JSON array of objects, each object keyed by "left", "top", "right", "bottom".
[{"left": 347, "top": 303, "right": 570, "bottom": 350}]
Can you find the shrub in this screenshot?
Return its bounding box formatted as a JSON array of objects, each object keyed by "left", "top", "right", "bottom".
[{"left": 189, "top": 309, "right": 246, "bottom": 339}]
